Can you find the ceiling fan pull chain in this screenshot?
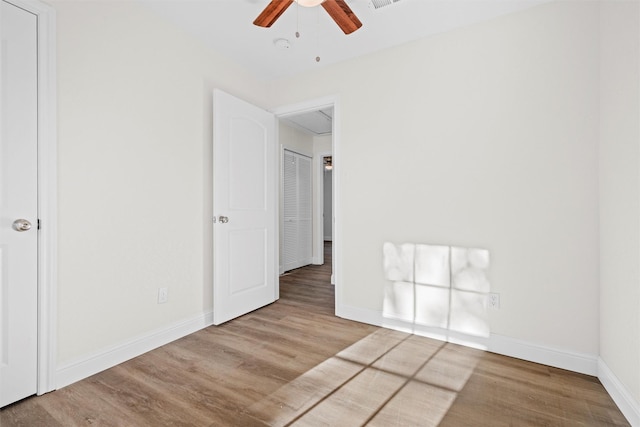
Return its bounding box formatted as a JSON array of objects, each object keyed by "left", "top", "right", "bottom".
[
  {"left": 315, "top": 6, "right": 321, "bottom": 62},
  {"left": 296, "top": 1, "right": 300, "bottom": 38}
]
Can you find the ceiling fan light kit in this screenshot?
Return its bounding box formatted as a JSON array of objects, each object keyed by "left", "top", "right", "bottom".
[
  {"left": 369, "top": 0, "right": 401, "bottom": 10},
  {"left": 296, "top": 0, "right": 325, "bottom": 7},
  {"left": 253, "top": 0, "right": 362, "bottom": 35}
]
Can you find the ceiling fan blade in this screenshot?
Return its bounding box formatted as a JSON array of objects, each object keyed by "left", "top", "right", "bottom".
[
  {"left": 321, "top": 0, "right": 362, "bottom": 35},
  {"left": 253, "top": 0, "right": 294, "bottom": 28}
]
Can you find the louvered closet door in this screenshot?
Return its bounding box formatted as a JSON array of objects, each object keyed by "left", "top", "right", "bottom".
[
  {"left": 283, "top": 150, "right": 312, "bottom": 272},
  {"left": 283, "top": 151, "right": 297, "bottom": 271}
]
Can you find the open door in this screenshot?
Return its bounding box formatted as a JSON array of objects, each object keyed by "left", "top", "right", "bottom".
[
  {"left": 1, "top": 0, "right": 39, "bottom": 407},
  {"left": 213, "top": 90, "right": 278, "bottom": 325}
]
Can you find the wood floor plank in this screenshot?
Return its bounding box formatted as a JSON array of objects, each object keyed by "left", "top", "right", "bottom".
[
  {"left": 0, "top": 243, "right": 630, "bottom": 426},
  {"left": 367, "top": 380, "right": 458, "bottom": 427},
  {"left": 335, "top": 328, "right": 409, "bottom": 366},
  {"left": 0, "top": 397, "right": 64, "bottom": 427},
  {"left": 291, "top": 367, "right": 407, "bottom": 426},
  {"left": 371, "top": 334, "right": 443, "bottom": 377},
  {"left": 414, "top": 343, "right": 484, "bottom": 392},
  {"left": 247, "top": 357, "right": 364, "bottom": 426}
]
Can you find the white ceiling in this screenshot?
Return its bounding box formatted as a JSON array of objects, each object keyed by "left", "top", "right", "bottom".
[
  {"left": 281, "top": 107, "right": 334, "bottom": 135},
  {"left": 139, "top": 0, "right": 551, "bottom": 81},
  {"left": 138, "top": 0, "right": 549, "bottom": 134}
]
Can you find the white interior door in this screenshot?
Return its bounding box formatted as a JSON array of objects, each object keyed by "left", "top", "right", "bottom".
[
  {"left": 213, "top": 90, "right": 277, "bottom": 325},
  {"left": 0, "top": 0, "right": 39, "bottom": 407},
  {"left": 282, "top": 150, "right": 312, "bottom": 272}
]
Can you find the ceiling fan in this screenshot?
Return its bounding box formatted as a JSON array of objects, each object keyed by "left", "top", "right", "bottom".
[{"left": 253, "top": 0, "right": 362, "bottom": 35}]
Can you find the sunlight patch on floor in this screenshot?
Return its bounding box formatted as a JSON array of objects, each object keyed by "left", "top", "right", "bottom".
[{"left": 246, "top": 329, "right": 482, "bottom": 426}]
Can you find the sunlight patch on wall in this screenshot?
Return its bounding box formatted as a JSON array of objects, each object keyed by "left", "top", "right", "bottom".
[{"left": 383, "top": 242, "right": 491, "bottom": 341}]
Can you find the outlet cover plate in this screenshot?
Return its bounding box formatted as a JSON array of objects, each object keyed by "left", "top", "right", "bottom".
[
  {"left": 158, "top": 287, "right": 168, "bottom": 304},
  {"left": 488, "top": 293, "right": 500, "bottom": 309}
]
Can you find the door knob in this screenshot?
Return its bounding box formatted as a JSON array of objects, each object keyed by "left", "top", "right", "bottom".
[
  {"left": 12, "top": 219, "right": 32, "bottom": 232},
  {"left": 218, "top": 216, "right": 229, "bottom": 224}
]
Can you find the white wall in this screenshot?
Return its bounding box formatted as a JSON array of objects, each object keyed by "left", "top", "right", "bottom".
[
  {"left": 599, "top": 0, "right": 640, "bottom": 408},
  {"left": 313, "top": 135, "right": 332, "bottom": 153},
  {"left": 279, "top": 122, "right": 314, "bottom": 157},
  {"left": 52, "top": 0, "right": 268, "bottom": 366},
  {"left": 269, "top": 1, "right": 600, "bottom": 356}
]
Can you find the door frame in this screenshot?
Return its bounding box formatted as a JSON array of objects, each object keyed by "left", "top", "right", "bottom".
[
  {"left": 315, "top": 150, "right": 332, "bottom": 269},
  {"left": 4, "top": 0, "right": 58, "bottom": 395},
  {"left": 272, "top": 96, "right": 341, "bottom": 310}
]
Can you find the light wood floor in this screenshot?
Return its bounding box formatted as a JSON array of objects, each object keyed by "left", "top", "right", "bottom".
[{"left": 1, "top": 243, "right": 630, "bottom": 426}]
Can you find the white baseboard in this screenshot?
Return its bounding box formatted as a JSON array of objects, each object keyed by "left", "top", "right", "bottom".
[
  {"left": 598, "top": 358, "right": 640, "bottom": 426},
  {"left": 488, "top": 333, "right": 597, "bottom": 375},
  {"left": 51, "top": 303, "right": 636, "bottom": 426},
  {"left": 336, "top": 304, "right": 598, "bottom": 375},
  {"left": 55, "top": 310, "right": 214, "bottom": 390},
  {"left": 336, "top": 302, "right": 380, "bottom": 326}
]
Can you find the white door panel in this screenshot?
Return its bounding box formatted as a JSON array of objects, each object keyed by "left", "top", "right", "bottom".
[
  {"left": 213, "top": 90, "right": 277, "bottom": 325},
  {"left": 229, "top": 118, "right": 267, "bottom": 210},
  {"left": 228, "top": 228, "right": 266, "bottom": 294},
  {"left": 1, "top": 0, "right": 39, "bottom": 407}
]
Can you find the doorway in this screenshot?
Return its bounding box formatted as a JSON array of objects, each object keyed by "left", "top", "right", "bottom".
[{"left": 273, "top": 96, "right": 339, "bottom": 309}]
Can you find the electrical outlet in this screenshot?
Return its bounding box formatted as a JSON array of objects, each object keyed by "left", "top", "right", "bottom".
[
  {"left": 158, "top": 287, "right": 168, "bottom": 304},
  {"left": 487, "top": 293, "right": 500, "bottom": 309}
]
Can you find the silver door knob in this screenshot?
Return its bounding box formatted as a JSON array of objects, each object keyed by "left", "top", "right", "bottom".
[
  {"left": 218, "top": 216, "right": 229, "bottom": 224},
  {"left": 12, "top": 219, "right": 32, "bottom": 232}
]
